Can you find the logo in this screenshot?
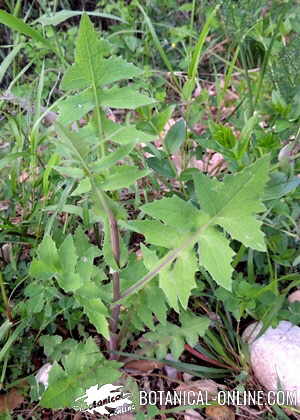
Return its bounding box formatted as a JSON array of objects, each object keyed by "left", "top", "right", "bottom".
[{"left": 74, "top": 384, "right": 135, "bottom": 417}]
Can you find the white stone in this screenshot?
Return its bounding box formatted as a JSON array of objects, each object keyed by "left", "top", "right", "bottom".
[
  {"left": 243, "top": 321, "right": 300, "bottom": 405},
  {"left": 288, "top": 290, "right": 300, "bottom": 303},
  {"left": 35, "top": 363, "right": 53, "bottom": 388}
]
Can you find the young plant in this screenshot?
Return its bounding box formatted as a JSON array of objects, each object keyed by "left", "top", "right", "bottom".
[{"left": 21, "top": 13, "right": 271, "bottom": 411}]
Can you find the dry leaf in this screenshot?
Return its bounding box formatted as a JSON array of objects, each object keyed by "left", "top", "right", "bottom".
[
  {"left": 176, "top": 379, "right": 223, "bottom": 397},
  {"left": 113, "top": 414, "right": 135, "bottom": 420},
  {"left": 0, "top": 201, "right": 10, "bottom": 211},
  {"left": 124, "top": 359, "right": 163, "bottom": 372},
  {"left": 0, "top": 388, "right": 24, "bottom": 413},
  {"left": 205, "top": 405, "right": 235, "bottom": 420},
  {"left": 184, "top": 409, "right": 205, "bottom": 419}
]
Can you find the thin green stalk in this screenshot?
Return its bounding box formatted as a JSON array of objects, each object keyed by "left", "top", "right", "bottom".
[
  {"left": 254, "top": 15, "right": 283, "bottom": 107},
  {"left": 114, "top": 216, "right": 215, "bottom": 304},
  {"left": 135, "top": 0, "right": 180, "bottom": 91},
  {"left": 0, "top": 273, "right": 12, "bottom": 321},
  {"left": 239, "top": 46, "right": 254, "bottom": 116}
]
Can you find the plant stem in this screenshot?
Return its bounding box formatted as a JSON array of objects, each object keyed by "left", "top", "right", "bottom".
[
  {"left": 0, "top": 273, "right": 12, "bottom": 321},
  {"left": 240, "top": 45, "right": 254, "bottom": 116},
  {"left": 91, "top": 183, "right": 121, "bottom": 357},
  {"left": 113, "top": 217, "right": 214, "bottom": 305}
]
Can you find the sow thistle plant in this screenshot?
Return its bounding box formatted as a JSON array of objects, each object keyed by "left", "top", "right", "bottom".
[{"left": 26, "top": 14, "right": 270, "bottom": 409}]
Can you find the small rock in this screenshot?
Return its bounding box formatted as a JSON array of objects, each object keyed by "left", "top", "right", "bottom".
[
  {"left": 35, "top": 363, "right": 53, "bottom": 388},
  {"left": 243, "top": 321, "right": 300, "bottom": 404},
  {"left": 288, "top": 290, "right": 300, "bottom": 303}
]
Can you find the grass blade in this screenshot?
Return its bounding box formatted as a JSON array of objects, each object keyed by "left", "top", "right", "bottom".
[
  {"left": 188, "top": 5, "right": 219, "bottom": 81},
  {"left": 0, "top": 43, "right": 24, "bottom": 85},
  {"left": 135, "top": 1, "right": 180, "bottom": 90},
  {"left": 0, "top": 10, "right": 53, "bottom": 51}
]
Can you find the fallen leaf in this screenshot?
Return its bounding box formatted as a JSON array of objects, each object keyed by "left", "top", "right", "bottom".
[
  {"left": 176, "top": 379, "right": 224, "bottom": 397},
  {"left": 0, "top": 201, "right": 10, "bottom": 211},
  {"left": 205, "top": 405, "right": 235, "bottom": 420},
  {"left": 124, "top": 359, "right": 163, "bottom": 372},
  {"left": 113, "top": 415, "right": 135, "bottom": 420},
  {"left": 0, "top": 389, "right": 24, "bottom": 413},
  {"left": 184, "top": 408, "right": 205, "bottom": 419}
]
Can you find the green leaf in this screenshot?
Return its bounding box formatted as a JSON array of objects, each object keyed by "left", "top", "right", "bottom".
[
  {"left": 102, "top": 116, "right": 156, "bottom": 145},
  {"left": 91, "top": 144, "right": 134, "bottom": 172},
  {"left": 165, "top": 119, "right": 186, "bottom": 154},
  {"left": 99, "top": 166, "right": 150, "bottom": 190},
  {"left": 264, "top": 172, "right": 300, "bottom": 200},
  {"left": 142, "top": 312, "right": 210, "bottom": 359},
  {"left": 71, "top": 178, "right": 91, "bottom": 196},
  {"left": 193, "top": 156, "right": 270, "bottom": 251},
  {"left": 128, "top": 219, "right": 182, "bottom": 249},
  {"left": 0, "top": 11, "right": 53, "bottom": 50},
  {"left": 198, "top": 226, "right": 235, "bottom": 291},
  {"left": 0, "top": 43, "right": 24, "bottom": 85},
  {"left": 146, "top": 156, "right": 177, "bottom": 178},
  {"left": 40, "top": 338, "right": 122, "bottom": 408},
  {"left": 58, "top": 89, "right": 94, "bottom": 124},
  {"left": 54, "top": 166, "right": 84, "bottom": 179},
  {"left": 159, "top": 247, "right": 197, "bottom": 311},
  {"left": 76, "top": 294, "right": 109, "bottom": 339},
  {"left": 36, "top": 235, "right": 60, "bottom": 270},
  {"left": 188, "top": 5, "right": 219, "bottom": 81},
  {"left": 57, "top": 272, "right": 83, "bottom": 293},
  {"left": 126, "top": 158, "right": 270, "bottom": 301},
  {"left": 37, "top": 10, "right": 126, "bottom": 26},
  {"left": 99, "top": 86, "right": 156, "bottom": 109},
  {"left": 120, "top": 251, "right": 167, "bottom": 329},
  {"left": 141, "top": 195, "right": 200, "bottom": 231},
  {"left": 61, "top": 15, "right": 143, "bottom": 91}
]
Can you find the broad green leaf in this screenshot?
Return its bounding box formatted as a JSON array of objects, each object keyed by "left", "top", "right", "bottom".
[
  {"left": 264, "top": 172, "right": 300, "bottom": 200},
  {"left": 61, "top": 15, "right": 143, "bottom": 91},
  {"left": 165, "top": 119, "right": 186, "bottom": 154},
  {"left": 99, "top": 166, "right": 150, "bottom": 190},
  {"left": 53, "top": 166, "right": 84, "bottom": 179},
  {"left": 58, "top": 89, "right": 94, "bottom": 124},
  {"left": 120, "top": 251, "right": 167, "bottom": 329},
  {"left": 36, "top": 235, "right": 59, "bottom": 269},
  {"left": 193, "top": 155, "right": 270, "bottom": 251},
  {"left": 37, "top": 10, "right": 126, "bottom": 26},
  {"left": 0, "top": 11, "right": 53, "bottom": 50},
  {"left": 105, "top": 124, "right": 155, "bottom": 145},
  {"left": 198, "top": 226, "right": 235, "bottom": 291},
  {"left": 80, "top": 298, "right": 109, "bottom": 339},
  {"left": 91, "top": 144, "right": 134, "bottom": 172},
  {"left": 159, "top": 247, "right": 197, "bottom": 311},
  {"left": 141, "top": 195, "right": 200, "bottom": 231},
  {"left": 40, "top": 338, "right": 122, "bottom": 408},
  {"left": 128, "top": 156, "right": 269, "bottom": 301},
  {"left": 142, "top": 312, "right": 210, "bottom": 359},
  {"left": 99, "top": 86, "right": 156, "bottom": 109},
  {"left": 71, "top": 178, "right": 91, "bottom": 196},
  {"left": 76, "top": 295, "right": 109, "bottom": 339},
  {"left": 57, "top": 272, "right": 83, "bottom": 292},
  {"left": 128, "top": 220, "right": 182, "bottom": 248},
  {"left": 58, "top": 235, "right": 78, "bottom": 274},
  {"left": 151, "top": 105, "right": 176, "bottom": 134},
  {"left": 146, "top": 156, "right": 177, "bottom": 178}
]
